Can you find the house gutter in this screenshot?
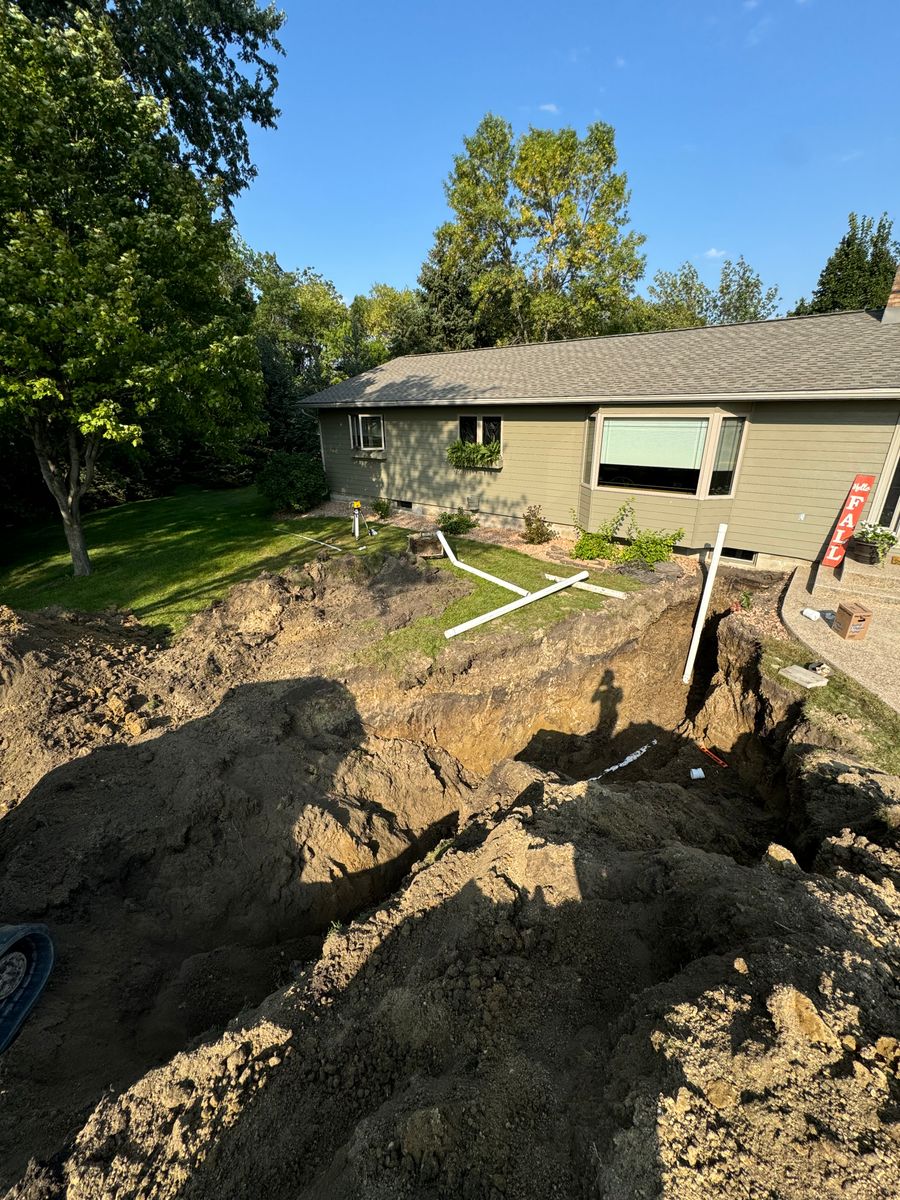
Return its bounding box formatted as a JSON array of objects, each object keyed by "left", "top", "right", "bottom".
[{"left": 307, "top": 388, "right": 900, "bottom": 409}]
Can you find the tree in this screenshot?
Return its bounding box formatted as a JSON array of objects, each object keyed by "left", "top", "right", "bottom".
[
  {"left": 428, "top": 113, "right": 646, "bottom": 344},
  {"left": 18, "top": 0, "right": 285, "bottom": 201},
  {"left": 366, "top": 284, "right": 433, "bottom": 357},
  {"left": 793, "top": 213, "right": 899, "bottom": 314},
  {"left": 644, "top": 256, "right": 779, "bottom": 329},
  {"left": 419, "top": 224, "right": 506, "bottom": 350},
  {"left": 0, "top": 9, "right": 263, "bottom": 576},
  {"left": 237, "top": 247, "right": 347, "bottom": 453}
]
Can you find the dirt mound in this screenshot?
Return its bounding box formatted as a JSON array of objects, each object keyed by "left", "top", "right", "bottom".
[
  {"left": 6, "top": 554, "right": 899, "bottom": 1197},
  {"left": 10, "top": 753, "right": 900, "bottom": 1200}
]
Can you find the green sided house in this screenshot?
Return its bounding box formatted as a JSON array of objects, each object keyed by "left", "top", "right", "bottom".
[{"left": 307, "top": 282, "right": 900, "bottom": 568}]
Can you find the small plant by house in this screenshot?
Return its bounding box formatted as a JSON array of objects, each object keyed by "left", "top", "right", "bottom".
[
  {"left": 256, "top": 452, "right": 329, "bottom": 513},
  {"left": 851, "top": 522, "right": 898, "bottom": 564},
  {"left": 572, "top": 499, "right": 683, "bottom": 565},
  {"left": 371, "top": 497, "right": 391, "bottom": 520},
  {"left": 437, "top": 507, "right": 480, "bottom": 534},
  {"left": 445, "top": 439, "right": 502, "bottom": 469},
  {"left": 521, "top": 505, "right": 556, "bottom": 544}
]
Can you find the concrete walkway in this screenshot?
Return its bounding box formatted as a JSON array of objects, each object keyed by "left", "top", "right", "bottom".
[{"left": 782, "top": 563, "right": 900, "bottom": 714}]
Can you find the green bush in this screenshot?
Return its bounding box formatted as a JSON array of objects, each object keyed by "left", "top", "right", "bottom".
[
  {"left": 572, "top": 499, "right": 683, "bottom": 565},
  {"left": 371, "top": 497, "right": 391, "bottom": 520},
  {"left": 437, "top": 507, "right": 480, "bottom": 534},
  {"left": 521, "top": 504, "right": 555, "bottom": 544},
  {"left": 445, "top": 439, "right": 502, "bottom": 469},
  {"left": 256, "top": 452, "right": 329, "bottom": 513}
]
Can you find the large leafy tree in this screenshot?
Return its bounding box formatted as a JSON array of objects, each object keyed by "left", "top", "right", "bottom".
[
  {"left": 0, "top": 9, "right": 263, "bottom": 576},
  {"left": 17, "top": 0, "right": 284, "bottom": 200},
  {"left": 793, "top": 213, "right": 899, "bottom": 314},
  {"left": 425, "top": 113, "right": 646, "bottom": 345},
  {"left": 238, "top": 246, "right": 346, "bottom": 452},
  {"left": 639, "top": 256, "right": 779, "bottom": 329}
]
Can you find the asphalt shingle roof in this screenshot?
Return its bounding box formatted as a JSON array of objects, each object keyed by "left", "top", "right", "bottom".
[{"left": 306, "top": 309, "right": 900, "bottom": 408}]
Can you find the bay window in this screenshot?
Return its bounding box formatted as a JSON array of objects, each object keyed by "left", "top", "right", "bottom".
[{"left": 589, "top": 412, "right": 746, "bottom": 498}]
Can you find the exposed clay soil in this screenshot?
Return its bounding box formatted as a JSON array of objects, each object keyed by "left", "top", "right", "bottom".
[{"left": 2, "top": 554, "right": 899, "bottom": 1199}]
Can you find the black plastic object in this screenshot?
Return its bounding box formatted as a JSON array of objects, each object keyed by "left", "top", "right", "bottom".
[{"left": 0, "top": 924, "right": 54, "bottom": 1054}]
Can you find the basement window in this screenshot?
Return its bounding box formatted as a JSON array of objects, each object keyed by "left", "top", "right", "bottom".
[
  {"left": 459, "top": 415, "right": 502, "bottom": 447},
  {"left": 349, "top": 413, "right": 384, "bottom": 451},
  {"left": 598, "top": 417, "right": 709, "bottom": 494}
]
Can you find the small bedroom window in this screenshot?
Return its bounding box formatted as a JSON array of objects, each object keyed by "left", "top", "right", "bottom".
[
  {"left": 459, "top": 415, "right": 502, "bottom": 448},
  {"left": 349, "top": 413, "right": 384, "bottom": 450}
]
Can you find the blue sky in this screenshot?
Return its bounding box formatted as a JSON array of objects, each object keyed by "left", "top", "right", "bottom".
[{"left": 233, "top": 0, "right": 900, "bottom": 313}]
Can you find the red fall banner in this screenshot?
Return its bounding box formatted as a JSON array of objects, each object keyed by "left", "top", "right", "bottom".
[{"left": 821, "top": 473, "right": 877, "bottom": 567}]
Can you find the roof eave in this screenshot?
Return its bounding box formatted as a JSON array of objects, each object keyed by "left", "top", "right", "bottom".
[{"left": 307, "top": 387, "right": 900, "bottom": 409}]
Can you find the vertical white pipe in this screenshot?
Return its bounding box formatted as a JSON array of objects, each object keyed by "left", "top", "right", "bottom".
[{"left": 681, "top": 523, "right": 728, "bottom": 686}]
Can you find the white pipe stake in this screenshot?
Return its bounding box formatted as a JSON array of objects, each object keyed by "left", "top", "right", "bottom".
[
  {"left": 436, "top": 531, "right": 529, "bottom": 596},
  {"left": 295, "top": 533, "right": 366, "bottom": 553},
  {"left": 444, "top": 572, "right": 589, "bottom": 639},
  {"left": 681, "top": 522, "right": 728, "bottom": 685},
  {"left": 543, "top": 573, "right": 628, "bottom": 600}
]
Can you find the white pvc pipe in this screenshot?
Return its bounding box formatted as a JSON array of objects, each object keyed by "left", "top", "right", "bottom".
[
  {"left": 295, "top": 533, "right": 365, "bottom": 553},
  {"left": 543, "top": 573, "right": 628, "bottom": 600},
  {"left": 436, "top": 531, "right": 529, "bottom": 596},
  {"left": 681, "top": 523, "right": 728, "bottom": 685},
  {"left": 587, "top": 738, "right": 657, "bottom": 780},
  {"left": 444, "top": 571, "right": 589, "bottom": 639}
]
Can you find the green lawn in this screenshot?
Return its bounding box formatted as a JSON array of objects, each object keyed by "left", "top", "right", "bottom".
[
  {"left": 357, "top": 536, "right": 640, "bottom": 671},
  {"left": 0, "top": 487, "right": 410, "bottom": 635},
  {"left": 761, "top": 636, "right": 900, "bottom": 776},
  {"left": 0, "top": 487, "right": 639, "bottom": 643}
]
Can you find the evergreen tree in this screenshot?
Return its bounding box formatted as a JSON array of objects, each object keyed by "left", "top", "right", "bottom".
[{"left": 793, "top": 213, "right": 899, "bottom": 314}]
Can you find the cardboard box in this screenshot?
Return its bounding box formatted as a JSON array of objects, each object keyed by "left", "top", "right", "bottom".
[{"left": 833, "top": 600, "right": 873, "bottom": 641}]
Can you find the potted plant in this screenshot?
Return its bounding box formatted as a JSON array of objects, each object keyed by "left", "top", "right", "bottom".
[
  {"left": 847, "top": 522, "right": 898, "bottom": 565},
  {"left": 445, "top": 439, "right": 502, "bottom": 470}
]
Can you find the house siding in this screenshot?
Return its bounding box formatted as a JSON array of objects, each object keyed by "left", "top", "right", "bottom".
[
  {"left": 726, "top": 400, "right": 900, "bottom": 558},
  {"left": 318, "top": 398, "right": 900, "bottom": 561},
  {"left": 319, "top": 405, "right": 589, "bottom": 527}
]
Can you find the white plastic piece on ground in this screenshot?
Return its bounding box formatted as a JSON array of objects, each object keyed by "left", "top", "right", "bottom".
[
  {"left": 690, "top": 767, "right": 706, "bottom": 781},
  {"left": 587, "top": 738, "right": 658, "bottom": 780},
  {"left": 800, "top": 607, "right": 821, "bottom": 621},
  {"left": 443, "top": 571, "right": 590, "bottom": 639},
  {"left": 435, "top": 531, "right": 529, "bottom": 596},
  {"left": 543, "top": 573, "right": 629, "bottom": 600},
  {"left": 682, "top": 522, "right": 728, "bottom": 686}
]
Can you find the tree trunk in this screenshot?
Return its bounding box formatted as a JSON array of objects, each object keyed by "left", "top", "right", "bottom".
[
  {"left": 61, "top": 506, "right": 92, "bottom": 577},
  {"left": 29, "top": 424, "right": 100, "bottom": 578}
]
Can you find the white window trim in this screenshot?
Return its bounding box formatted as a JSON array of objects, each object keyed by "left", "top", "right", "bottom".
[
  {"left": 348, "top": 412, "right": 385, "bottom": 452},
  {"left": 458, "top": 414, "right": 503, "bottom": 453},
  {"left": 586, "top": 409, "right": 748, "bottom": 500}
]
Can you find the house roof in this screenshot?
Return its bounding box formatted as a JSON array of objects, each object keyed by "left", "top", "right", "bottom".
[{"left": 306, "top": 309, "right": 900, "bottom": 408}]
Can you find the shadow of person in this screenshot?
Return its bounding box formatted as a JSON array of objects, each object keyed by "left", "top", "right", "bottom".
[
  {"left": 0, "top": 675, "right": 469, "bottom": 1188},
  {"left": 593, "top": 667, "right": 623, "bottom": 742}
]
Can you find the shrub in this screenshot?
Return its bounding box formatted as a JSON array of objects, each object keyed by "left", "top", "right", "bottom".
[
  {"left": 572, "top": 499, "right": 683, "bottom": 565},
  {"left": 256, "top": 452, "right": 329, "bottom": 513},
  {"left": 521, "top": 504, "right": 556, "bottom": 544},
  {"left": 437, "top": 507, "right": 480, "bottom": 534},
  {"left": 371, "top": 497, "right": 391, "bottom": 520},
  {"left": 445, "top": 439, "right": 502, "bottom": 469}
]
